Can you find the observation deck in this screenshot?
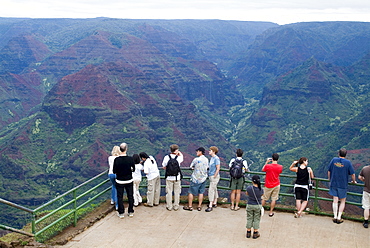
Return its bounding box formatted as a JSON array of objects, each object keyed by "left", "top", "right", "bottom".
[
  {"left": 56, "top": 202, "right": 368, "bottom": 248},
  {"left": 1, "top": 168, "right": 369, "bottom": 247}
]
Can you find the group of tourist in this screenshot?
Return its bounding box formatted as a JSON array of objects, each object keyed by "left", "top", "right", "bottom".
[{"left": 108, "top": 143, "right": 370, "bottom": 239}]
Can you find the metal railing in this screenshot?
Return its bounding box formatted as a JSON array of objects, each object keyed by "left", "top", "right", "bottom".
[
  {"left": 0, "top": 170, "right": 111, "bottom": 242},
  {"left": 0, "top": 167, "right": 365, "bottom": 242}
]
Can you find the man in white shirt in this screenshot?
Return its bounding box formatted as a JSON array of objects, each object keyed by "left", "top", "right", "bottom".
[{"left": 162, "top": 144, "right": 183, "bottom": 211}]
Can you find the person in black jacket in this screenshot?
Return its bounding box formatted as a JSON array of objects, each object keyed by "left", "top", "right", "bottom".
[{"left": 113, "top": 143, "right": 135, "bottom": 218}]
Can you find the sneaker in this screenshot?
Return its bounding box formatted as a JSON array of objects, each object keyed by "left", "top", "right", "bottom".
[
  {"left": 128, "top": 212, "right": 134, "bottom": 218},
  {"left": 246, "top": 231, "right": 251, "bottom": 238},
  {"left": 166, "top": 207, "right": 172, "bottom": 211},
  {"left": 332, "top": 218, "right": 338, "bottom": 224},
  {"left": 110, "top": 200, "right": 114, "bottom": 205},
  {"left": 336, "top": 219, "right": 344, "bottom": 224},
  {"left": 143, "top": 203, "right": 153, "bottom": 207},
  {"left": 173, "top": 207, "right": 179, "bottom": 211},
  {"left": 363, "top": 221, "right": 369, "bottom": 228},
  {"left": 205, "top": 207, "right": 212, "bottom": 212},
  {"left": 253, "top": 232, "right": 260, "bottom": 239},
  {"left": 118, "top": 213, "right": 124, "bottom": 219}
]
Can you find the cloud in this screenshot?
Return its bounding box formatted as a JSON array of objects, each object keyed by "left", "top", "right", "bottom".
[{"left": 1, "top": 0, "right": 370, "bottom": 25}]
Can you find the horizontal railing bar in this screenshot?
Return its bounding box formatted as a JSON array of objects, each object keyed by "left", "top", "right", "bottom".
[
  {"left": 0, "top": 224, "right": 34, "bottom": 237},
  {"left": 0, "top": 198, "right": 34, "bottom": 213},
  {"left": 34, "top": 170, "right": 109, "bottom": 212},
  {"left": 76, "top": 187, "right": 111, "bottom": 211},
  {"left": 35, "top": 209, "right": 76, "bottom": 237}
]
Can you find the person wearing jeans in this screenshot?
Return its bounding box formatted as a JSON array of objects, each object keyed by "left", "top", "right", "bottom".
[{"left": 108, "top": 145, "right": 120, "bottom": 210}]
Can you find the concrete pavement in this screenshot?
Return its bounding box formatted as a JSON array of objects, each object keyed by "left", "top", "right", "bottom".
[{"left": 56, "top": 203, "right": 369, "bottom": 248}]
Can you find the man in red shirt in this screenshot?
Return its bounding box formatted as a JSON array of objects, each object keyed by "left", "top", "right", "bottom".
[{"left": 261, "top": 153, "right": 283, "bottom": 217}]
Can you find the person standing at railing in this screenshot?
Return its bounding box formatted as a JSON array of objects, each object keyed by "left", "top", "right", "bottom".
[
  {"left": 113, "top": 143, "right": 135, "bottom": 218},
  {"left": 162, "top": 144, "right": 183, "bottom": 211},
  {"left": 289, "top": 157, "right": 314, "bottom": 218},
  {"left": 141, "top": 152, "right": 161, "bottom": 207},
  {"left": 261, "top": 153, "right": 283, "bottom": 217},
  {"left": 108, "top": 146, "right": 120, "bottom": 211},
  {"left": 327, "top": 148, "right": 356, "bottom": 224},
  {"left": 205, "top": 146, "right": 220, "bottom": 212},
  {"left": 358, "top": 164, "right": 370, "bottom": 228},
  {"left": 229, "top": 148, "right": 249, "bottom": 211},
  {"left": 132, "top": 154, "right": 143, "bottom": 207},
  {"left": 183, "top": 147, "right": 209, "bottom": 211}
]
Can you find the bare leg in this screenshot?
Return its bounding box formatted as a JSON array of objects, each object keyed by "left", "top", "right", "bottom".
[
  {"left": 188, "top": 193, "right": 193, "bottom": 208},
  {"left": 198, "top": 194, "right": 204, "bottom": 207},
  {"left": 296, "top": 200, "right": 301, "bottom": 212},
  {"left": 298, "top": 201, "right": 308, "bottom": 215},
  {"left": 230, "top": 190, "right": 236, "bottom": 208},
  {"left": 235, "top": 189, "right": 241, "bottom": 208},
  {"left": 270, "top": 200, "right": 276, "bottom": 215},
  {"left": 338, "top": 198, "right": 346, "bottom": 220}
]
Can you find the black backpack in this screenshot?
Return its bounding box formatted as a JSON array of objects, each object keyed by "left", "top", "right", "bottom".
[
  {"left": 230, "top": 158, "right": 244, "bottom": 179},
  {"left": 165, "top": 154, "right": 182, "bottom": 180}
]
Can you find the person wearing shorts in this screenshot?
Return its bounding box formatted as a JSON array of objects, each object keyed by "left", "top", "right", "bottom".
[
  {"left": 358, "top": 164, "right": 370, "bottom": 228},
  {"left": 289, "top": 157, "right": 314, "bottom": 218},
  {"left": 229, "top": 148, "right": 248, "bottom": 211},
  {"left": 261, "top": 153, "right": 283, "bottom": 217},
  {"left": 327, "top": 148, "right": 356, "bottom": 224},
  {"left": 183, "top": 147, "right": 209, "bottom": 211}
]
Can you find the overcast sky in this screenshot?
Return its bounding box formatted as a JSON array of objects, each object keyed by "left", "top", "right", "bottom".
[{"left": 1, "top": 0, "right": 370, "bottom": 25}]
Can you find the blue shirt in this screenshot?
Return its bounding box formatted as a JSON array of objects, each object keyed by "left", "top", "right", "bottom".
[
  {"left": 327, "top": 157, "right": 355, "bottom": 189},
  {"left": 208, "top": 155, "right": 220, "bottom": 176}
]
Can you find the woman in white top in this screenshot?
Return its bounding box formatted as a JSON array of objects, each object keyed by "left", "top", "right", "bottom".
[
  {"left": 140, "top": 152, "right": 161, "bottom": 207},
  {"left": 108, "top": 146, "right": 120, "bottom": 210},
  {"left": 132, "top": 154, "right": 143, "bottom": 206}
]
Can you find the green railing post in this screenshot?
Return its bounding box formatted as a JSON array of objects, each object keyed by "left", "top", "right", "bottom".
[
  {"left": 73, "top": 189, "right": 77, "bottom": 227},
  {"left": 313, "top": 178, "right": 319, "bottom": 213},
  {"left": 31, "top": 212, "right": 36, "bottom": 235}
]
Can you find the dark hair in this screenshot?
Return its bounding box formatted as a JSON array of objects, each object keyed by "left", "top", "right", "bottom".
[
  {"left": 236, "top": 148, "right": 243, "bottom": 157},
  {"left": 196, "top": 147, "right": 205, "bottom": 154},
  {"left": 139, "top": 152, "right": 149, "bottom": 159},
  {"left": 133, "top": 154, "right": 140, "bottom": 164},
  {"left": 339, "top": 148, "right": 347, "bottom": 157},
  {"left": 298, "top": 157, "right": 308, "bottom": 165},
  {"left": 139, "top": 152, "right": 154, "bottom": 164},
  {"left": 272, "top": 153, "right": 279, "bottom": 161},
  {"left": 252, "top": 175, "right": 261, "bottom": 190}
]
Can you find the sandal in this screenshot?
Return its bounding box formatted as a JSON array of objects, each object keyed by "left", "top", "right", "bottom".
[
  {"left": 230, "top": 206, "right": 235, "bottom": 210},
  {"left": 269, "top": 213, "right": 274, "bottom": 217},
  {"left": 197, "top": 207, "right": 202, "bottom": 211},
  {"left": 183, "top": 206, "right": 193, "bottom": 211},
  {"left": 234, "top": 206, "right": 240, "bottom": 211},
  {"left": 212, "top": 204, "right": 217, "bottom": 208}
]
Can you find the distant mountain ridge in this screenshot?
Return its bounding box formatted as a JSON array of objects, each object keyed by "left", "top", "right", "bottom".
[{"left": 0, "top": 18, "right": 369, "bottom": 213}]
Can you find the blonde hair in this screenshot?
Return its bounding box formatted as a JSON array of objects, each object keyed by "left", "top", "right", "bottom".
[
  {"left": 111, "top": 146, "right": 120, "bottom": 156},
  {"left": 210, "top": 146, "right": 219, "bottom": 154}
]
